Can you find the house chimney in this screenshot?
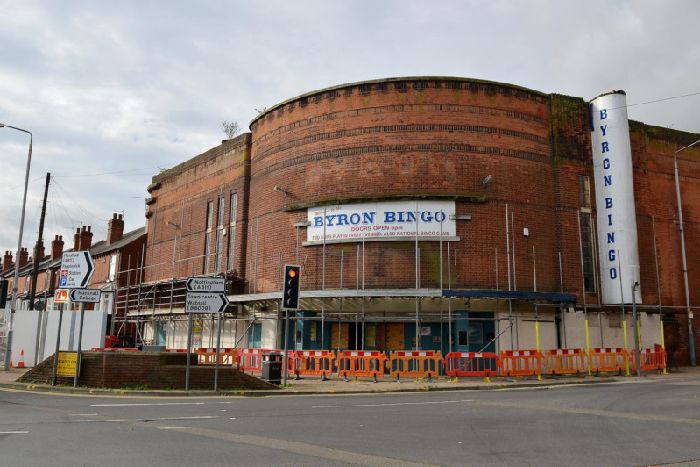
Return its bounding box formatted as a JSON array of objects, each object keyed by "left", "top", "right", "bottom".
[
  {"left": 79, "top": 226, "right": 93, "bottom": 250},
  {"left": 74, "top": 228, "right": 81, "bottom": 250},
  {"left": 51, "top": 235, "right": 64, "bottom": 260},
  {"left": 107, "top": 213, "right": 124, "bottom": 245},
  {"left": 2, "top": 252, "right": 12, "bottom": 273},
  {"left": 18, "top": 248, "right": 29, "bottom": 268},
  {"left": 33, "top": 240, "right": 45, "bottom": 267}
]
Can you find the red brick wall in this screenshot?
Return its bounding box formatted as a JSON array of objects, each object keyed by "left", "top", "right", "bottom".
[
  {"left": 145, "top": 134, "right": 251, "bottom": 283},
  {"left": 248, "top": 78, "right": 563, "bottom": 293}
]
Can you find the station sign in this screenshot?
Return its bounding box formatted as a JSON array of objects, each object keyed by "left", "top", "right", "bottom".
[
  {"left": 70, "top": 289, "right": 101, "bottom": 303},
  {"left": 186, "top": 277, "right": 225, "bottom": 293},
  {"left": 185, "top": 292, "right": 229, "bottom": 314},
  {"left": 59, "top": 251, "right": 95, "bottom": 289}
]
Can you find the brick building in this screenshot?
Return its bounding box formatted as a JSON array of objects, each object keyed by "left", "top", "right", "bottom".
[
  {"left": 3, "top": 215, "right": 145, "bottom": 335},
  {"left": 136, "top": 77, "right": 699, "bottom": 364}
]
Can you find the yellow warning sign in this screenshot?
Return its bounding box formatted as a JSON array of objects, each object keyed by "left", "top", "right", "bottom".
[{"left": 56, "top": 351, "right": 78, "bottom": 377}]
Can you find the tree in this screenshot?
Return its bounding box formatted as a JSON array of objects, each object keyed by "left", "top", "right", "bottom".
[{"left": 222, "top": 120, "right": 240, "bottom": 139}]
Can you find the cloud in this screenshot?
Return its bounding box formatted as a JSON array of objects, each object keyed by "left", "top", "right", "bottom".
[{"left": 0, "top": 0, "right": 698, "bottom": 255}]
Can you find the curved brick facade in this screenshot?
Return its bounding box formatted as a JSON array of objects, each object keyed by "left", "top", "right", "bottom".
[{"left": 248, "top": 77, "right": 580, "bottom": 294}]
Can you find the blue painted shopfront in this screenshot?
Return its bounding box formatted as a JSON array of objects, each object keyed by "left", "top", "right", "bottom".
[{"left": 282, "top": 310, "right": 496, "bottom": 353}]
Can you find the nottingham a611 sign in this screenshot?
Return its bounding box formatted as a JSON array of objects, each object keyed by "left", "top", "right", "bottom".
[{"left": 59, "top": 251, "right": 95, "bottom": 289}]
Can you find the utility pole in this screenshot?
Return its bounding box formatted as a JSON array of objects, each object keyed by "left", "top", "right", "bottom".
[
  {"left": 29, "top": 172, "right": 50, "bottom": 310},
  {"left": 674, "top": 139, "right": 699, "bottom": 367}
]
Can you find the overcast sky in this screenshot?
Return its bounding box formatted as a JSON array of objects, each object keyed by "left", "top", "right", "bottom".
[{"left": 1, "top": 0, "right": 698, "bottom": 257}]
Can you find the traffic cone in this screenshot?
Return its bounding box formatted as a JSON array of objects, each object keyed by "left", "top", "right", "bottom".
[{"left": 17, "top": 349, "right": 25, "bottom": 369}]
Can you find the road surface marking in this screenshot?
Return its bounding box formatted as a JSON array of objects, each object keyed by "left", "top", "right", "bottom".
[
  {"left": 355, "top": 400, "right": 460, "bottom": 407},
  {"left": 158, "top": 426, "right": 188, "bottom": 430},
  {"left": 69, "top": 413, "right": 98, "bottom": 416},
  {"left": 472, "top": 400, "right": 700, "bottom": 425},
  {"left": 312, "top": 405, "right": 338, "bottom": 408},
  {"left": 158, "top": 425, "right": 438, "bottom": 467},
  {"left": 75, "top": 417, "right": 217, "bottom": 423},
  {"left": 0, "top": 431, "right": 29, "bottom": 434},
  {"left": 90, "top": 402, "right": 205, "bottom": 407}
]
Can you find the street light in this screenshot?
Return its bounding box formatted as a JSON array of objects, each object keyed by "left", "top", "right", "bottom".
[
  {"left": 674, "top": 138, "right": 700, "bottom": 367},
  {"left": 0, "top": 123, "right": 33, "bottom": 371}
]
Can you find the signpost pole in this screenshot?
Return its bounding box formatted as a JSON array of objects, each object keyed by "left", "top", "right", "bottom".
[
  {"left": 73, "top": 302, "right": 85, "bottom": 388},
  {"left": 214, "top": 311, "right": 222, "bottom": 391},
  {"left": 51, "top": 304, "right": 63, "bottom": 386},
  {"left": 185, "top": 313, "right": 192, "bottom": 391}
]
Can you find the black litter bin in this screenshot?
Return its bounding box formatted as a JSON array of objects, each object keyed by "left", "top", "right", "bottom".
[{"left": 261, "top": 353, "right": 282, "bottom": 384}]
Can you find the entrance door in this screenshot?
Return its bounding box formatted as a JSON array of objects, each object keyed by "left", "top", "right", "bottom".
[
  {"left": 386, "top": 324, "right": 405, "bottom": 350},
  {"left": 454, "top": 312, "right": 496, "bottom": 353}
]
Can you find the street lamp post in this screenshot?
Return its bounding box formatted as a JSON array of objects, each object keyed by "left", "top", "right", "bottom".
[
  {"left": 1, "top": 123, "right": 33, "bottom": 371},
  {"left": 674, "top": 139, "right": 700, "bottom": 367}
]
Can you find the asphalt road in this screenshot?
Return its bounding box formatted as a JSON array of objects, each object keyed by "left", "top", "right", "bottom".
[{"left": 1, "top": 374, "right": 699, "bottom": 467}]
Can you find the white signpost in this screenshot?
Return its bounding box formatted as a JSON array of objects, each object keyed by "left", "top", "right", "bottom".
[
  {"left": 186, "top": 277, "right": 225, "bottom": 293},
  {"left": 185, "top": 292, "right": 229, "bottom": 314},
  {"left": 59, "top": 251, "right": 95, "bottom": 289},
  {"left": 184, "top": 276, "right": 230, "bottom": 391},
  {"left": 54, "top": 251, "right": 95, "bottom": 389},
  {"left": 70, "top": 289, "right": 101, "bottom": 303}
]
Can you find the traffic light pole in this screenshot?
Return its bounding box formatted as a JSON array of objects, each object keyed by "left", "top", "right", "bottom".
[
  {"left": 281, "top": 264, "right": 301, "bottom": 387},
  {"left": 283, "top": 309, "right": 289, "bottom": 386}
]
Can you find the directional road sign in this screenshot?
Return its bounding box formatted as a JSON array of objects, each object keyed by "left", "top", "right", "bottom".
[
  {"left": 70, "top": 289, "right": 101, "bottom": 303},
  {"left": 59, "top": 251, "right": 95, "bottom": 289},
  {"left": 185, "top": 292, "right": 229, "bottom": 314},
  {"left": 186, "top": 277, "right": 225, "bottom": 293}
]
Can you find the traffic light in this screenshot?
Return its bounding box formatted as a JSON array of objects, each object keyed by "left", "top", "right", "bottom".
[{"left": 282, "top": 264, "right": 301, "bottom": 310}]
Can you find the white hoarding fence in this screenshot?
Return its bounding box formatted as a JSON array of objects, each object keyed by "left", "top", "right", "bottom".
[
  {"left": 590, "top": 91, "right": 642, "bottom": 304},
  {"left": 307, "top": 200, "right": 456, "bottom": 244}
]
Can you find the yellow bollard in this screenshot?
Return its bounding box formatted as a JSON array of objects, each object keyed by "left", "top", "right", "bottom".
[
  {"left": 535, "top": 320, "right": 542, "bottom": 381},
  {"left": 622, "top": 320, "right": 631, "bottom": 376},
  {"left": 585, "top": 319, "right": 591, "bottom": 376},
  {"left": 660, "top": 320, "right": 668, "bottom": 375},
  {"left": 637, "top": 320, "right": 642, "bottom": 351}
]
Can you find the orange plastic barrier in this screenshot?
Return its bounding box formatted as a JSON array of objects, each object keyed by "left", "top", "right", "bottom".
[
  {"left": 588, "top": 347, "right": 627, "bottom": 374},
  {"left": 290, "top": 350, "right": 336, "bottom": 379},
  {"left": 237, "top": 348, "right": 276, "bottom": 373},
  {"left": 337, "top": 351, "right": 386, "bottom": 381},
  {"left": 194, "top": 348, "right": 217, "bottom": 364},
  {"left": 286, "top": 351, "right": 300, "bottom": 376},
  {"left": 499, "top": 350, "right": 543, "bottom": 377},
  {"left": 444, "top": 352, "right": 499, "bottom": 377},
  {"left": 630, "top": 346, "right": 667, "bottom": 372},
  {"left": 544, "top": 348, "right": 586, "bottom": 375},
  {"left": 388, "top": 351, "right": 442, "bottom": 381},
  {"left": 91, "top": 348, "right": 139, "bottom": 351}
]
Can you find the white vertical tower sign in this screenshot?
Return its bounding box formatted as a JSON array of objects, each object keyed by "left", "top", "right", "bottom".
[{"left": 590, "top": 90, "right": 642, "bottom": 304}]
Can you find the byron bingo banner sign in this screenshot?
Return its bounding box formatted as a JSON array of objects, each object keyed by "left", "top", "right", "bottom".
[{"left": 306, "top": 200, "right": 456, "bottom": 244}]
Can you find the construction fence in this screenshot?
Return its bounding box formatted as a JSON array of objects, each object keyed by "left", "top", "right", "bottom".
[{"left": 189, "top": 345, "right": 667, "bottom": 381}]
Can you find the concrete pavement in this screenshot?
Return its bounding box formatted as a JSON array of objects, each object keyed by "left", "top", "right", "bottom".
[
  {"left": 0, "top": 367, "right": 628, "bottom": 396},
  {"left": 1, "top": 370, "right": 700, "bottom": 466}
]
